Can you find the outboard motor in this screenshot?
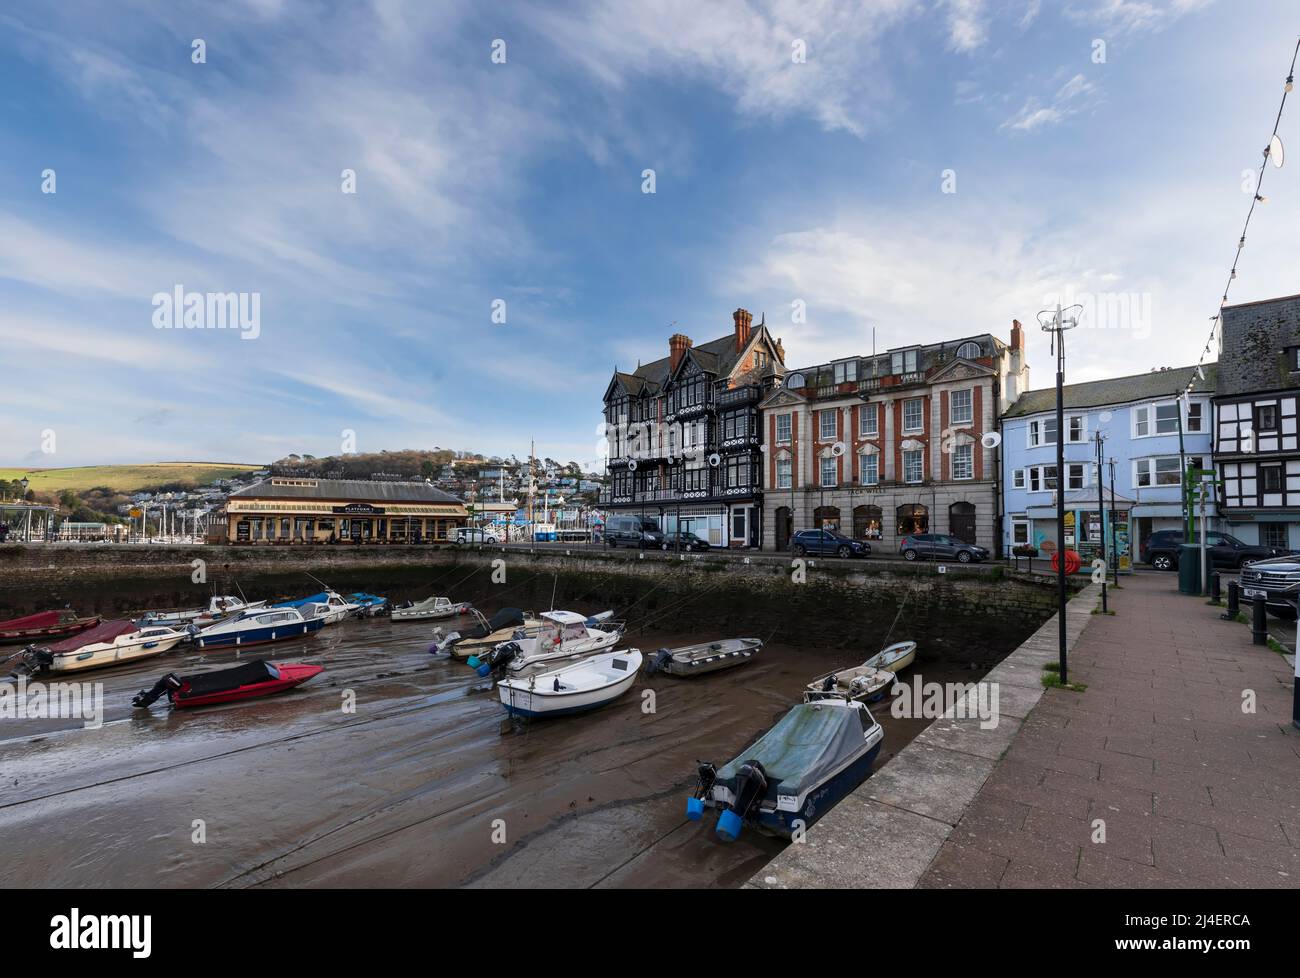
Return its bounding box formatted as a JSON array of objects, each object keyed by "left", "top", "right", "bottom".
[
  {"left": 716, "top": 759, "right": 768, "bottom": 842},
  {"left": 820, "top": 674, "right": 837, "bottom": 692},
  {"left": 646, "top": 648, "right": 673, "bottom": 675},
  {"left": 21, "top": 646, "right": 53, "bottom": 673},
  {"left": 686, "top": 761, "right": 717, "bottom": 821},
  {"left": 132, "top": 672, "right": 184, "bottom": 709},
  {"left": 476, "top": 642, "right": 520, "bottom": 677}
]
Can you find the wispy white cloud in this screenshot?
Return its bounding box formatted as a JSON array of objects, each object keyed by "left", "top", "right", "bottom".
[
  {"left": 1066, "top": 0, "right": 1214, "bottom": 34},
  {"left": 942, "top": 0, "right": 990, "bottom": 52},
  {"left": 1001, "top": 72, "right": 1100, "bottom": 131}
]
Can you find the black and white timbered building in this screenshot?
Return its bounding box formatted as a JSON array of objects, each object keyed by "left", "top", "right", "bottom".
[
  {"left": 1214, "top": 293, "right": 1300, "bottom": 549},
  {"left": 601, "top": 308, "right": 786, "bottom": 547}
]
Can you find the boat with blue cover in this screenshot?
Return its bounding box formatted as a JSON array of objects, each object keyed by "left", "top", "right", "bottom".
[
  {"left": 349, "top": 593, "right": 388, "bottom": 617},
  {"left": 272, "top": 591, "right": 359, "bottom": 625},
  {"left": 687, "top": 696, "right": 883, "bottom": 841},
  {"left": 192, "top": 606, "right": 326, "bottom": 650}
]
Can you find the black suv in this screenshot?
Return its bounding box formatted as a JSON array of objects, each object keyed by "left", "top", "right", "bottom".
[
  {"left": 1141, "top": 529, "right": 1286, "bottom": 571},
  {"left": 790, "top": 529, "right": 871, "bottom": 558}
]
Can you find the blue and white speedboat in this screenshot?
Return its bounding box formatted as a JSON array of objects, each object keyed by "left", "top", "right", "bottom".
[
  {"left": 349, "top": 593, "right": 388, "bottom": 617},
  {"left": 273, "top": 590, "right": 360, "bottom": 626},
  {"left": 191, "top": 606, "right": 325, "bottom": 651},
  {"left": 687, "top": 697, "right": 884, "bottom": 841}
]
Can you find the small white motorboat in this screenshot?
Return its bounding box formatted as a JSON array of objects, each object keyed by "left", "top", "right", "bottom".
[
  {"left": 432, "top": 608, "right": 546, "bottom": 659},
  {"left": 471, "top": 610, "right": 624, "bottom": 677},
  {"left": 645, "top": 638, "right": 762, "bottom": 677},
  {"left": 804, "top": 662, "right": 895, "bottom": 703},
  {"left": 137, "top": 595, "right": 265, "bottom": 627},
  {"left": 273, "top": 591, "right": 361, "bottom": 626},
  {"left": 391, "top": 596, "right": 473, "bottom": 622},
  {"left": 497, "top": 647, "right": 643, "bottom": 718},
  {"left": 863, "top": 640, "right": 918, "bottom": 674},
  {"left": 21, "top": 620, "right": 189, "bottom": 674}
]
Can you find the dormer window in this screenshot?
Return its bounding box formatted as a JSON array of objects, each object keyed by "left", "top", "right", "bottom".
[
  {"left": 890, "top": 350, "right": 919, "bottom": 374},
  {"left": 956, "top": 341, "right": 981, "bottom": 360}
]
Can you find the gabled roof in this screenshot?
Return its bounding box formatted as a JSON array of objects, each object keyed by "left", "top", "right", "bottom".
[
  {"left": 1003, "top": 364, "right": 1216, "bottom": 418},
  {"left": 608, "top": 320, "right": 784, "bottom": 399}
]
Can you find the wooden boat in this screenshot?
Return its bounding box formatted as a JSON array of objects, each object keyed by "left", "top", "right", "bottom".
[
  {"left": 863, "top": 640, "right": 918, "bottom": 674},
  {"left": 470, "top": 611, "right": 624, "bottom": 677},
  {"left": 391, "top": 596, "right": 473, "bottom": 622},
  {"left": 688, "top": 697, "right": 884, "bottom": 841},
  {"left": 804, "top": 662, "right": 895, "bottom": 703},
  {"left": 136, "top": 596, "right": 264, "bottom": 627},
  {"left": 0, "top": 610, "right": 100, "bottom": 645},
  {"left": 645, "top": 638, "right": 762, "bottom": 677},
  {"left": 19, "top": 620, "right": 188, "bottom": 674},
  {"left": 431, "top": 608, "right": 546, "bottom": 659},
  {"left": 497, "top": 647, "right": 643, "bottom": 718},
  {"left": 192, "top": 606, "right": 326, "bottom": 650},
  {"left": 133, "top": 659, "right": 322, "bottom": 710}
]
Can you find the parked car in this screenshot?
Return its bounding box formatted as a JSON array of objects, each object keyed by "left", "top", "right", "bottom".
[
  {"left": 605, "top": 514, "right": 666, "bottom": 549},
  {"left": 790, "top": 528, "right": 871, "bottom": 558},
  {"left": 1141, "top": 529, "right": 1288, "bottom": 571},
  {"left": 659, "top": 530, "right": 710, "bottom": 552},
  {"left": 1237, "top": 555, "right": 1300, "bottom": 616},
  {"left": 454, "top": 527, "right": 499, "bottom": 545},
  {"left": 898, "top": 533, "right": 989, "bottom": 564}
]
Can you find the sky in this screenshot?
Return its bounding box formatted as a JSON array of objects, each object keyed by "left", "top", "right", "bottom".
[{"left": 0, "top": 0, "right": 1297, "bottom": 472}]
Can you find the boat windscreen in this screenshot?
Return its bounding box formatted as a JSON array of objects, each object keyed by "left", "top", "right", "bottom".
[{"left": 716, "top": 703, "right": 868, "bottom": 798}]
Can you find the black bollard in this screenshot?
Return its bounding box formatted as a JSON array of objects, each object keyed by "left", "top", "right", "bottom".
[
  {"left": 1210, "top": 572, "right": 1221, "bottom": 603},
  {"left": 1252, "top": 597, "right": 1268, "bottom": 646},
  {"left": 1222, "top": 580, "right": 1239, "bottom": 620}
]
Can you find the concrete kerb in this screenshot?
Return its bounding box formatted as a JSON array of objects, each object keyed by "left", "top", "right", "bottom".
[{"left": 748, "top": 583, "right": 1102, "bottom": 889}]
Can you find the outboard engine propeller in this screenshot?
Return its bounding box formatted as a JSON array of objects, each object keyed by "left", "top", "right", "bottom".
[
  {"left": 716, "top": 759, "right": 768, "bottom": 842},
  {"left": 132, "top": 672, "right": 184, "bottom": 709},
  {"left": 476, "top": 642, "right": 520, "bottom": 677},
  {"left": 646, "top": 648, "right": 673, "bottom": 675},
  {"left": 686, "top": 761, "right": 717, "bottom": 821}
]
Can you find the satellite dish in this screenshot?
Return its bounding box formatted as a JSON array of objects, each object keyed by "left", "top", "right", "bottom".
[
  {"left": 901, "top": 438, "right": 924, "bottom": 451},
  {"left": 830, "top": 441, "right": 846, "bottom": 457},
  {"left": 1269, "top": 134, "right": 1285, "bottom": 168},
  {"left": 708, "top": 453, "right": 721, "bottom": 467},
  {"left": 627, "top": 459, "right": 638, "bottom": 472}
]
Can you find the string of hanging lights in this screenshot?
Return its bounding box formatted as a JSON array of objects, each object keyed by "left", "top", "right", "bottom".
[{"left": 1184, "top": 38, "right": 1299, "bottom": 402}]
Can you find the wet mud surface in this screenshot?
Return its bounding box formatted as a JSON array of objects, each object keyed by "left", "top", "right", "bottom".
[{"left": 0, "top": 580, "right": 1030, "bottom": 888}]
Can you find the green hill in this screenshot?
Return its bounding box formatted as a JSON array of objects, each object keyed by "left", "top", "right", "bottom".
[{"left": 0, "top": 463, "right": 262, "bottom": 494}]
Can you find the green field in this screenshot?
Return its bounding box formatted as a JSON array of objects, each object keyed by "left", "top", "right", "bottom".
[{"left": 0, "top": 463, "right": 262, "bottom": 493}]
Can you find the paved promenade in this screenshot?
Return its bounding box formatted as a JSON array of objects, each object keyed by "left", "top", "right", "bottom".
[{"left": 921, "top": 573, "right": 1300, "bottom": 888}]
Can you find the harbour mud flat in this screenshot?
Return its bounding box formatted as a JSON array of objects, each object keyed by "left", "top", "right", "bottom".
[{"left": 0, "top": 562, "right": 1050, "bottom": 887}]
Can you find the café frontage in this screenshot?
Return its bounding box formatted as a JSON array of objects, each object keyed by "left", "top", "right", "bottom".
[{"left": 223, "top": 478, "right": 468, "bottom": 544}]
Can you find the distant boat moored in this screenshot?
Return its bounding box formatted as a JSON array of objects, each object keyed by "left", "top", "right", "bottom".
[
  {"left": 192, "top": 607, "right": 326, "bottom": 650},
  {"left": 133, "top": 658, "right": 323, "bottom": 710},
  {"left": 391, "top": 596, "right": 473, "bottom": 622},
  {"left": 645, "top": 638, "right": 762, "bottom": 677},
  {"left": 18, "top": 620, "right": 188, "bottom": 674},
  {"left": 496, "top": 647, "right": 643, "bottom": 718}
]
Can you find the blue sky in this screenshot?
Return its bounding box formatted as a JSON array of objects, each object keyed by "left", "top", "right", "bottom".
[{"left": 0, "top": 0, "right": 1297, "bottom": 471}]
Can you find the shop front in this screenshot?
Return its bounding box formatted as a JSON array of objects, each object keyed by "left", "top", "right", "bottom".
[{"left": 1024, "top": 488, "right": 1134, "bottom": 573}]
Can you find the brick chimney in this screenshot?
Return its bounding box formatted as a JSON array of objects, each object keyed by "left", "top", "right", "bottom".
[
  {"left": 669, "top": 333, "right": 692, "bottom": 372},
  {"left": 775, "top": 336, "right": 786, "bottom": 364},
  {"left": 1010, "top": 319, "right": 1024, "bottom": 352},
  {"left": 733, "top": 308, "right": 753, "bottom": 352}
]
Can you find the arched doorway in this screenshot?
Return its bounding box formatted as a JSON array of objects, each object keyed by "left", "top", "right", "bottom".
[
  {"left": 949, "top": 502, "right": 977, "bottom": 543},
  {"left": 896, "top": 504, "right": 928, "bottom": 535},
  {"left": 854, "top": 504, "right": 882, "bottom": 540},
  {"left": 814, "top": 506, "right": 841, "bottom": 532},
  {"left": 774, "top": 506, "right": 792, "bottom": 551}
]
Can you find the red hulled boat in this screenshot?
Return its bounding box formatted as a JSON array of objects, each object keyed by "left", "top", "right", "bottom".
[
  {"left": 132, "top": 659, "right": 322, "bottom": 710},
  {"left": 0, "top": 610, "right": 100, "bottom": 645}
]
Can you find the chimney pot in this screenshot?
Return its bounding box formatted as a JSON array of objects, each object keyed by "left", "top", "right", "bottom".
[
  {"left": 1010, "top": 319, "right": 1024, "bottom": 352},
  {"left": 669, "top": 332, "right": 692, "bottom": 372}
]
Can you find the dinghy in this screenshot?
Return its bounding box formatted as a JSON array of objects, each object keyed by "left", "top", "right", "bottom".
[
  {"left": 497, "top": 647, "right": 643, "bottom": 718},
  {"left": 431, "top": 608, "right": 545, "bottom": 659},
  {"left": 804, "top": 662, "right": 895, "bottom": 703},
  {"left": 0, "top": 610, "right": 100, "bottom": 645},
  {"left": 273, "top": 591, "right": 360, "bottom": 625},
  {"left": 192, "top": 606, "right": 326, "bottom": 650},
  {"left": 133, "top": 659, "right": 322, "bottom": 710},
  {"left": 687, "top": 696, "right": 884, "bottom": 841},
  {"left": 471, "top": 610, "right": 624, "bottom": 677},
  {"left": 348, "top": 593, "right": 389, "bottom": 617},
  {"left": 136, "top": 595, "right": 264, "bottom": 628},
  {"left": 645, "top": 638, "right": 762, "bottom": 677},
  {"left": 19, "top": 620, "right": 189, "bottom": 674},
  {"left": 863, "top": 640, "right": 917, "bottom": 674},
  {"left": 391, "top": 596, "right": 473, "bottom": 622}
]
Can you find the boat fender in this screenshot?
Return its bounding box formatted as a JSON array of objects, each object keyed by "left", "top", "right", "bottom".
[
  {"left": 716, "top": 808, "right": 743, "bottom": 842},
  {"left": 467, "top": 655, "right": 481, "bottom": 668},
  {"left": 686, "top": 797, "right": 705, "bottom": 821}
]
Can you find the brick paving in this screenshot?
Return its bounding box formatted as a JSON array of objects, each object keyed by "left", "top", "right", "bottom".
[{"left": 920, "top": 572, "right": 1300, "bottom": 888}]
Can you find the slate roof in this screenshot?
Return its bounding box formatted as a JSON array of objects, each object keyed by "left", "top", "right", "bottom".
[
  {"left": 1003, "top": 364, "right": 1216, "bottom": 418},
  {"left": 614, "top": 332, "right": 752, "bottom": 395},
  {"left": 231, "top": 479, "right": 464, "bottom": 504}
]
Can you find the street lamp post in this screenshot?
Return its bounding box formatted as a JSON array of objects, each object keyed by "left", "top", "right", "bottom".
[
  {"left": 1108, "top": 458, "right": 1119, "bottom": 587},
  {"left": 1039, "top": 302, "right": 1082, "bottom": 684},
  {"left": 1094, "top": 430, "right": 1107, "bottom": 614}
]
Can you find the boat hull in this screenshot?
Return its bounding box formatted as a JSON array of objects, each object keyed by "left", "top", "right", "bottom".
[
  {"left": 194, "top": 618, "right": 325, "bottom": 650},
  {"left": 0, "top": 617, "right": 100, "bottom": 645},
  {"left": 497, "top": 669, "right": 638, "bottom": 717},
  {"left": 42, "top": 635, "right": 187, "bottom": 674},
  {"left": 173, "top": 663, "right": 323, "bottom": 708},
  {"left": 664, "top": 649, "right": 758, "bottom": 677}
]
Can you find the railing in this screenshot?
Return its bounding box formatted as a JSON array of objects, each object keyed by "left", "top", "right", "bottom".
[{"left": 717, "top": 384, "right": 760, "bottom": 407}]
